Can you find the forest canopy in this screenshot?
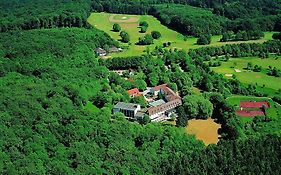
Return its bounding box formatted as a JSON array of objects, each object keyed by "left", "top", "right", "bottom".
[
  {"left": 1, "top": 0, "right": 281, "bottom": 174},
  {"left": 0, "top": 0, "right": 92, "bottom": 32},
  {"left": 91, "top": 0, "right": 281, "bottom": 36}
]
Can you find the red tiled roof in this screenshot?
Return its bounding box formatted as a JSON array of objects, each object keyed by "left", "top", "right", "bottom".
[
  {"left": 127, "top": 88, "right": 140, "bottom": 96},
  {"left": 240, "top": 101, "right": 269, "bottom": 108},
  {"left": 135, "top": 93, "right": 142, "bottom": 97},
  {"left": 166, "top": 94, "right": 180, "bottom": 101},
  {"left": 152, "top": 84, "right": 181, "bottom": 102},
  {"left": 153, "top": 84, "right": 167, "bottom": 91}
]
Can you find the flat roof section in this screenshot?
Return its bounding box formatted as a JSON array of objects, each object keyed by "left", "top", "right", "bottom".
[
  {"left": 149, "top": 99, "right": 166, "bottom": 107},
  {"left": 114, "top": 102, "right": 139, "bottom": 110}
]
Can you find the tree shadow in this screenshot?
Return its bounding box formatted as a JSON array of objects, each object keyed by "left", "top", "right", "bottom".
[{"left": 110, "top": 29, "right": 120, "bottom": 32}]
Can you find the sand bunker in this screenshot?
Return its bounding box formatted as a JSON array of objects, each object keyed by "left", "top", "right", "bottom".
[
  {"left": 109, "top": 15, "right": 139, "bottom": 23},
  {"left": 225, "top": 74, "right": 233, "bottom": 77},
  {"left": 234, "top": 69, "right": 242, "bottom": 72}
]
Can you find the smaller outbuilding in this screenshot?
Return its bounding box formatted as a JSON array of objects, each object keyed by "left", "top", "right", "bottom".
[
  {"left": 127, "top": 88, "right": 142, "bottom": 97},
  {"left": 108, "top": 46, "right": 122, "bottom": 53},
  {"left": 95, "top": 47, "right": 107, "bottom": 56},
  {"left": 113, "top": 102, "right": 141, "bottom": 118}
]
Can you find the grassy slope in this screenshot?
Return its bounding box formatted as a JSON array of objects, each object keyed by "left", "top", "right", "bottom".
[
  {"left": 87, "top": 13, "right": 275, "bottom": 57},
  {"left": 211, "top": 56, "right": 281, "bottom": 92}
]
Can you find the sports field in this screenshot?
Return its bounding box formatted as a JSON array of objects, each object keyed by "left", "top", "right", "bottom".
[
  {"left": 227, "top": 95, "right": 281, "bottom": 121},
  {"left": 87, "top": 13, "right": 275, "bottom": 57},
  {"left": 162, "top": 118, "right": 221, "bottom": 145},
  {"left": 187, "top": 118, "right": 221, "bottom": 145},
  {"left": 211, "top": 56, "right": 281, "bottom": 92}
]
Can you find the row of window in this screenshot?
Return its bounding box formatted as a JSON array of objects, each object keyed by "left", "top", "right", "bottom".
[
  {"left": 150, "top": 100, "right": 181, "bottom": 115},
  {"left": 120, "top": 109, "right": 134, "bottom": 117}
]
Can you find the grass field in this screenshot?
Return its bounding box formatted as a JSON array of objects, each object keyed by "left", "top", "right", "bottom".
[
  {"left": 211, "top": 56, "right": 281, "bottom": 92},
  {"left": 87, "top": 13, "right": 275, "bottom": 57},
  {"left": 226, "top": 95, "right": 281, "bottom": 121}
]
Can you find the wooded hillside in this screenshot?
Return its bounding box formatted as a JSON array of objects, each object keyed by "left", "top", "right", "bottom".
[
  {"left": 1, "top": 0, "right": 281, "bottom": 174},
  {"left": 0, "top": 0, "right": 91, "bottom": 32}
]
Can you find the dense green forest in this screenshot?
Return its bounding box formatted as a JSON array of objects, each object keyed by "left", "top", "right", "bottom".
[
  {"left": 0, "top": 0, "right": 91, "bottom": 32},
  {"left": 91, "top": 0, "right": 281, "bottom": 36},
  {"left": 1, "top": 28, "right": 281, "bottom": 173},
  {"left": 1, "top": 0, "right": 281, "bottom": 174},
  {"left": 2, "top": 0, "right": 280, "bottom": 36},
  {"left": 151, "top": 4, "right": 227, "bottom": 36}
]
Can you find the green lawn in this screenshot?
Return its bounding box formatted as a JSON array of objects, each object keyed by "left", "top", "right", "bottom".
[
  {"left": 211, "top": 56, "right": 281, "bottom": 92},
  {"left": 87, "top": 13, "right": 275, "bottom": 57}
]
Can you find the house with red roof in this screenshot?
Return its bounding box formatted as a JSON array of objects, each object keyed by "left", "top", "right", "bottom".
[
  {"left": 151, "top": 84, "right": 167, "bottom": 96},
  {"left": 127, "top": 88, "right": 142, "bottom": 97}
]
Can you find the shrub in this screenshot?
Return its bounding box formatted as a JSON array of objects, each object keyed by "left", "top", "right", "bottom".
[
  {"left": 151, "top": 31, "right": 161, "bottom": 39},
  {"left": 138, "top": 34, "right": 154, "bottom": 45},
  {"left": 120, "top": 31, "right": 130, "bottom": 43},
  {"left": 140, "top": 26, "right": 148, "bottom": 33},
  {"left": 139, "top": 21, "right": 149, "bottom": 27},
  {"left": 113, "top": 23, "right": 121, "bottom": 32},
  {"left": 197, "top": 34, "right": 211, "bottom": 45},
  {"left": 273, "top": 32, "right": 281, "bottom": 40}
]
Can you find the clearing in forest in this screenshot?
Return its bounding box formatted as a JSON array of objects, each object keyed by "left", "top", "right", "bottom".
[
  {"left": 186, "top": 118, "right": 221, "bottom": 145},
  {"left": 87, "top": 13, "right": 275, "bottom": 57},
  {"left": 162, "top": 118, "right": 221, "bottom": 145}
]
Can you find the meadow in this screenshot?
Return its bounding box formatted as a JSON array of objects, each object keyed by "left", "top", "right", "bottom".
[
  {"left": 211, "top": 56, "right": 281, "bottom": 93},
  {"left": 87, "top": 13, "right": 275, "bottom": 57}
]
